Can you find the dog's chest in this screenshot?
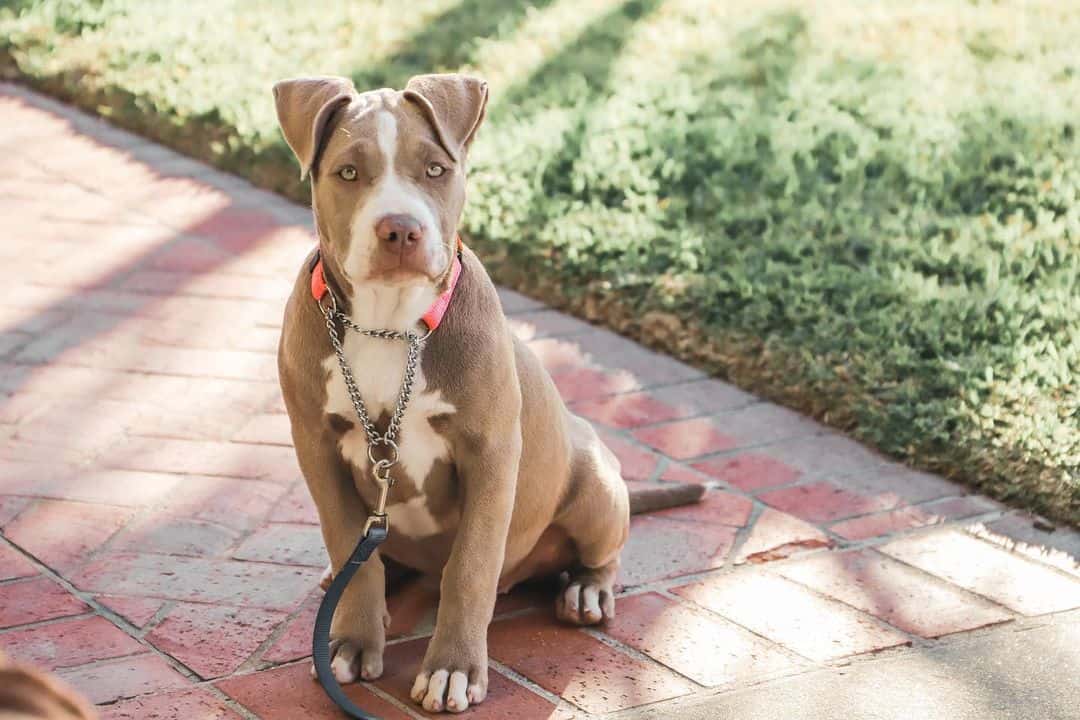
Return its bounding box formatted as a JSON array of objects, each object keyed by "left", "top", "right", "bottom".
[{"left": 322, "top": 333, "right": 457, "bottom": 538}]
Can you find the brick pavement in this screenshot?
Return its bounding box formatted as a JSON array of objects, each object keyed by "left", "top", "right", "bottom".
[{"left": 1, "top": 84, "right": 1078, "bottom": 719}]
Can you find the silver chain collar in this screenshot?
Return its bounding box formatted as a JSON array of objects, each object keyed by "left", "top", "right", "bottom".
[{"left": 320, "top": 294, "right": 430, "bottom": 536}]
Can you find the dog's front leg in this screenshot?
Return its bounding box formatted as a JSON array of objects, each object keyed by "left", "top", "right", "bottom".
[
  {"left": 411, "top": 426, "right": 521, "bottom": 713},
  {"left": 296, "top": 437, "right": 389, "bottom": 683}
]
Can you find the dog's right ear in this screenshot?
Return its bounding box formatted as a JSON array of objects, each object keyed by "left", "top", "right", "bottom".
[{"left": 272, "top": 76, "right": 355, "bottom": 180}]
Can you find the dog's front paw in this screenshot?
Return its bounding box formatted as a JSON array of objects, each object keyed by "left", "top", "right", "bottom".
[
  {"left": 409, "top": 643, "right": 488, "bottom": 713},
  {"left": 310, "top": 637, "right": 385, "bottom": 683},
  {"left": 310, "top": 603, "right": 390, "bottom": 683}
]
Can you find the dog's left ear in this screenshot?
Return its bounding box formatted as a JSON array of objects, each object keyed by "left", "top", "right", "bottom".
[{"left": 404, "top": 74, "right": 489, "bottom": 162}]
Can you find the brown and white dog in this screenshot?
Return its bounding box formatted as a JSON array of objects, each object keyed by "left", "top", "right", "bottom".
[{"left": 274, "top": 73, "right": 702, "bottom": 713}]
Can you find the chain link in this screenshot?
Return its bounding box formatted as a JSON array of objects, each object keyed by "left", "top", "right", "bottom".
[{"left": 321, "top": 302, "right": 425, "bottom": 472}]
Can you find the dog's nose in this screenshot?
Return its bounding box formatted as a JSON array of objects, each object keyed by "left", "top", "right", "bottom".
[{"left": 375, "top": 214, "right": 424, "bottom": 250}]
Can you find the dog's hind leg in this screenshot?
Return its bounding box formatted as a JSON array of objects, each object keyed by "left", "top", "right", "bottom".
[{"left": 552, "top": 417, "right": 631, "bottom": 625}]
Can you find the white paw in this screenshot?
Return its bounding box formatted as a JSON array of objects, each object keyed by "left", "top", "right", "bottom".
[
  {"left": 410, "top": 668, "right": 486, "bottom": 713},
  {"left": 556, "top": 579, "right": 615, "bottom": 625},
  {"left": 310, "top": 639, "right": 383, "bottom": 683}
]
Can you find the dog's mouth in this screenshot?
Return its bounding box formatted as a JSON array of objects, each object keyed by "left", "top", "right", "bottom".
[{"left": 366, "top": 242, "right": 450, "bottom": 285}]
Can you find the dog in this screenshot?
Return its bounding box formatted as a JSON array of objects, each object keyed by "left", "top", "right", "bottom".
[
  {"left": 274, "top": 73, "right": 703, "bottom": 713},
  {"left": 0, "top": 652, "right": 97, "bottom": 720}
]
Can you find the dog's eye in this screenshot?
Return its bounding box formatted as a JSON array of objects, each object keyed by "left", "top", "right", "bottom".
[
  {"left": 338, "top": 165, "right": 358, "bottom": 181},
  {"left": 425, "top": 163, "right": 445, "bottom": 178}
]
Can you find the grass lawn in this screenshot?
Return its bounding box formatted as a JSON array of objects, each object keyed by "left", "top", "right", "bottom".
[{"left": 1, "top": 0, "right": 1077, "bottom": 523}]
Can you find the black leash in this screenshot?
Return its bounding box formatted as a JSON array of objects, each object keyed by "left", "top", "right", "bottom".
[{"left": 312, "top": 526, "right": 388, "bottom": 719}]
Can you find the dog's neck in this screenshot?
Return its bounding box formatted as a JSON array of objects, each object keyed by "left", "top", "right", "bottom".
[{"left": 347, "top": 282, "right": 438, "bottom": 333}]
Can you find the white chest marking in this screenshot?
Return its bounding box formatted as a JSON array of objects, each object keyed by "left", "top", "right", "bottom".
[{"left": 322, "top": 332, "right": 456, "bottom": 538}]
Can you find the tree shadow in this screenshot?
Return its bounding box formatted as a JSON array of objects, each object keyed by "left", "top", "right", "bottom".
[{"left": 348, "top": 0, "right": 558, "bottom": 91}]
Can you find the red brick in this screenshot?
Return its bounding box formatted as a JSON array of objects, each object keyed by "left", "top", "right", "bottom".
[
  {"left": 881, "top": 529, "right": 1080, "bottom": 616},
  {"left": 147, "top": 603, "right": 288, "bottom": 679},
  {"left": 233, "top": 413, "right": 293, "bottom": 446},
  {"left": 488, "top": 612, "right": 696, "bottom": 714},
  {"left": 757, "top": 434, "right": 888, "bottom": 480},
  {"left": 0, "top": 616, "right": 143, "bottom": 670},
  {"left": 0, "top": 576, "right": 89, "bottom": 628},
  {"left": 632, "top": 418, "right": 738, "bottom": 460},
  {"left": 377, "top": 638, "right": 561, "bottom": 719},
  {"left": 218, "top": 662, "right": 411, "bottom": 720},
  {"left": 168, "top": 476, "right": 284, "bottom": 532},
  {"left": 673, "top": 569, "right": 908, "bottom": 661},
  {"left": 189, "top": 207, "right": 284, "bottom": 254},
  {"left": 759, "top": 481, "right": 898, "bottom": 524},
  {"left": 386, "top": 577, "right": 440, "bottom": 639},
  {"left": 735, "top": 509, "right": 832, "bottom": 564},
  {"left": 114, "top": 515, "right": 240, "bottom": 558},
  {"left": 73, "top": 553, "right": 319, "bottom": 611},
  {"left": 97, "top": 595, "right": 166, "bottom": 628},
  {"left": 649, "top": 488, "right": 753, "bottom": 527},
  {"left": 598, "top": 432, "right": 660, "bottom": 481},
  {"left": 493, "top": 583, "right": 549, "bottom": 617},
  {"left": 97, "top": 437, "right": 300, "bottom": 484},
  {"left": 0, "top": 542, "right": 37, "bottom": 580},
  {"left": 101, "top": 688, "right": 242, "bottom": 720},
  {"left": 658, "top": 463, "right": 710, "bottom": 484},
  {"left": 604, "top": 593, "right": 798, "bottom": 687},
  {"left": 619, "top": 516, "right": 737, "bottom": 587},
  {"left": 147, "top": 237, "right": 232, "bottom": 274},
  {"left": 829, "top": 506, "right": 938, "bottom": 541},
  {"left": 773, "top": 549, "right": 1013, "bottom": 638},
  {"left": 232, "top": 523, "right": 327, "bottom": 567},
  {"left": 571, "top": 392, "right": 683, "bottom": 429},
  {"left": 268, "top": 482, "right": 319, "bottom": 524},
  {"left": 260, "top": 594, "right": 319, "bottom": 664},
  {"left": 58, "top": 653, "right": 188, "bottom": 705},
  {"left": 551, "top": 367, "right": 640, "bottom": 403},
  {"left": 0, "top": 494, "right": 32, "bottom": 527},
  {"left": 692, "top": 453, "right": 802, "bottom": 492},
  {"left": 3, "top": 499, "right": 134, "bottom": 572},
  {"left": 0, "top": 464, "right": 185, "bottom": 507}
]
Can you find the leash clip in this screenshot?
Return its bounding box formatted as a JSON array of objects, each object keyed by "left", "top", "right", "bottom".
[{"left": 361, "top": 459, "right": 393, "bottom": 539}]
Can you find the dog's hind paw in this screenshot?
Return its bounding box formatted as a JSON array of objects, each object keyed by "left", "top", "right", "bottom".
[{"left": 555, "top": 564, "right": 617, "bottom": 625}]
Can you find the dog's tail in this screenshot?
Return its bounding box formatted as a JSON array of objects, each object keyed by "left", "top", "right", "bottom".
[{"left": 628, "top": 481, "right": 706, "bottom": 515}]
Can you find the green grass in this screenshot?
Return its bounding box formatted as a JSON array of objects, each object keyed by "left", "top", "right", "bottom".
[{"left": 2, "top": 0, "right": 1077, "bottom": 523}]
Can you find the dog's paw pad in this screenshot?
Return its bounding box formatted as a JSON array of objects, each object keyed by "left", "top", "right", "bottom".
[
  {"left": 556, "top": 578, "right": 615, "bottom": 626},
  {"left": 411, "top": 669, "right": 480, "bottom": 713}
]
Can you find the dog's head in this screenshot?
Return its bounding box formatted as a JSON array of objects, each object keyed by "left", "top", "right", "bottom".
[{"left": 273, "top": 74, "right": 487, "bottom": 297}]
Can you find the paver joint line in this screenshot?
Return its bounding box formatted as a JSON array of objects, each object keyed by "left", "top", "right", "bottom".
[{"left": 0, "top": 85, "right": 1077, "bottom": 719}]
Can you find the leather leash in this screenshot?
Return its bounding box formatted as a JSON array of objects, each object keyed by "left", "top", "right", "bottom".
[{"left": 312, "top": 525, "right": 387, "bottom": 719}]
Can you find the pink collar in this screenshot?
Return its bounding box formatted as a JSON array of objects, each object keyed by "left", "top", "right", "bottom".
[{"left": 311, "top": 240, "right": 463, "bottom": 332}]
